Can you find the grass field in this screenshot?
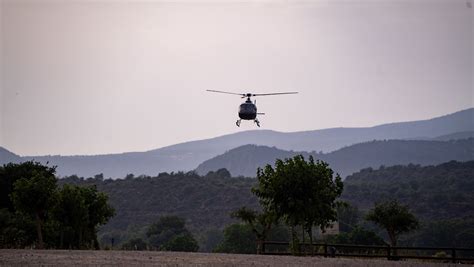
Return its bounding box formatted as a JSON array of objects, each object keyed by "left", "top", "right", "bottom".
[{"left": 0, "top": 250, "right": 459, "bottom": 266}]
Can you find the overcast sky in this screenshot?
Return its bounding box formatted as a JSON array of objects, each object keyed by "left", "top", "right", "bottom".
[{"left": 0, "top": 0, "right": 472, "bottom": 156}]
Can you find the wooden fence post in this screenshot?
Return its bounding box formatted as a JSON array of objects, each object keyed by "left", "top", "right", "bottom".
[
  {"left": 324, "top": 243, "right": 328, "bottom": 258},
  {"left": 387, "top": 246, "right": 391, "bottom": 260}
]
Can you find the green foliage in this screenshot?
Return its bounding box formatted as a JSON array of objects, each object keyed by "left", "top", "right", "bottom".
[
  {"left": 266, "top": 224, "right": 290, "bottom": 242},
  {"left": 162, "top": 232, "right": 199, "bottom": 252},
  {"left": 147, "top": 216, "right": 187, "bottom": 248},
  {"left": 366, "top": 200, "right": 419, "bottom": 246},
  {"left": 0, "top": 208, "right": 35, "bottom": 248},
  {"left": 337, "top": 203, "right": 361, "bottom": 233},
  {"left": 231, "top": 207, "right": 275, "bottom": 239},
  {"left": 205, "top": 168, "right": 232, "bottom": 179},
  {"left": 326, "top": 226, "right": 386, "bottom": 246},
  {"left": 342, "top": 161, "right": 474, "bottom": 248},
  {"left": 231, "top": 207, "right": 277, "bottom": 253},
  {"left": 406, "top": 218, "right": 474, "bottom": 248},
  {"left": 0, "top": 162, "right": 57, "bottom": 212},
  {"left": 253, "top": 155, "right": 343, "bottom": 229},
  {"left": 253, "top": 155, "right": 343, "bottom": 254},
  {"left": 214, "top": 224, "right": 256, "bottom": 254},
  {"left": 56, "top": 161, "right": 474, "bottom": 249},
  {"left": 0, "top": 161, "right": 115, "bottom": 249},
  {"left": 54, "top": 184, "right": 115, "bottom": 249},
  {"left": 146, "top": 215, "right": 198, "bottom": 251},
  {"left": 342, "top": 161, "right": 474, "bottom": 220},
  {"left": 60, "top": 171, "right": 258, "bottom": 249},
  {"left": 10, "top": 164, "right": 58, "bottom": 249}
]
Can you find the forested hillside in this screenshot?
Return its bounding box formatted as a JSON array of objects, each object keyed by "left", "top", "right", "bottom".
[
  {"left": 196, "top": 138, "right": 474, "bottom": 178},
  {"left": 60, "top": 161, "right": 474, "bottom": 249},
  {"left": 60, "top": 170, "right": 259, "bottom": 246},
  {"left": 341, "top": 160, "right": 474, "bottom": 220}
]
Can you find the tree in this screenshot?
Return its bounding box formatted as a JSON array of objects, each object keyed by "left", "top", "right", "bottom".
[
  {"left": 214, "top": 224, "right": 256, "bottom": 254},
  {"left": 0, "top": 162, "right": 57, "bottom": 212},
  {"left": 162, "top": 232, "right": 199, "bottom": 252},
  {"left": 0, "top": 162, "right": 116, "bottom": 249},
  {"left": 10, "top": 167, "right": 58, "bottom": 249},
  {"left": 81, "top": 186, "right": 116, "bottom": 249},
  {"left": 366, "top": 199, "right": 419, "bottom": 247},
  {"left": 54, "top": 184, "right": 88, "bottom": 248},
  {"left": 231, "top": 207, "right": 275, "bottom": 254},
  {"left": 146, "top": 215, "right": 198, "bottom": 251},
  {"left": 0, "top": 208, "right": 35, "bottom": 248},
  {"left": 252, "top": 155, "right": 343, "bottom": 254},
  {"left": 54, "top": 184, "right": 115, "bottom": 249},
  {"left": 337, "top": 203, "right": 361, "bottom": 233}
]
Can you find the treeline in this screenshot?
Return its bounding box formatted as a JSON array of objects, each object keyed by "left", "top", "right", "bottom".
[
  {"left": 60, "top": 169, "right": 259, "bottom": 249},
  {"left": 59, "top": 160, "right": 474, "bottom": 251},
  {"left": 341, "top": 160, "right": 474, "bottom": 248},
  {"left": 120, "top": 215, "right": 199, "bottom": 252},
  {"left": 0, "top": 162, "right": 115, "bottom": 249},
  {"left": 342, "top": 160, "right": 474, "bottom": 219}
]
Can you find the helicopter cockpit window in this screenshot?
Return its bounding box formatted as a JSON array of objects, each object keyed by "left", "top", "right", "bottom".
[{"left": 239, "top": 104, "right": 255, "bottom": 113}]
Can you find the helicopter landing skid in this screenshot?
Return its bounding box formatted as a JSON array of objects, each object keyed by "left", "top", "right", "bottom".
[{"left": 236, "top": 119, "right": 241, "bottom": 127}]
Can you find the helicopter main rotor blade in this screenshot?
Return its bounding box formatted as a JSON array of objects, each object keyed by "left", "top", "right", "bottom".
[
  {"left": 252, "top": 92, "right": 298, "bottom": 96},
  {"left": 206, "top": 90, "right": 245, "bottom": 96}
]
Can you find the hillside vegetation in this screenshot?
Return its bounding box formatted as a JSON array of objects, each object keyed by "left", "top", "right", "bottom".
[
  {"left": 59, "top": 160, "right": 474, "bottom": 249},
  {"left": 342, "top": 160, "right": 474, "bottom": 220},
  {"left": 196, "top": 139, "right": 474, "bottom": 178},
  {"left": 60, "top": 170, "right": 259, "bottom": 246}
]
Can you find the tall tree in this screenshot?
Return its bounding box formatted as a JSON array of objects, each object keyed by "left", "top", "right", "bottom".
[
  {"left": 54, "top": 184, "right": 114, "bottom": 249},
  {"left": 366, "top": 199, "right": 419, "bottom": 247},
  {"left": 54, "top": 184, "right": 88, "bottom": 248},
  {"left": 252, "top": 155, "right": 343, "bottom": 254},
  {"left": 11, "top": 169, "right": 58, "bottom": 249},
  {"left": 81, "top": 186, "right": 115, "bottom": 249}
]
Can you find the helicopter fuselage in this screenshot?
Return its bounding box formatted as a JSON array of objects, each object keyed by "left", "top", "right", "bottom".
[
  {"left": 206, "top": 89, "right": 297, "bottom": 127},
  {"left": 238, "top": 99, "right": 257, "bottom": 120}
]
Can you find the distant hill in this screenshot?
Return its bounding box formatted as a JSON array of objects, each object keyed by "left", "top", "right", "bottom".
[
  {"left": 196, "top": 139, "right": 474, "bottom": 178},
  {"left": 1, "top": 108, "right": 473, "bottom": 177},
  {"left": 342, "top": 161, "right": 474, "bottom": 220},
  {"left": 432, "top": 131, "right": 474, "bottom": 141},
  {"left": 0, "top": 147, "right": 21, "bottom": 165}
]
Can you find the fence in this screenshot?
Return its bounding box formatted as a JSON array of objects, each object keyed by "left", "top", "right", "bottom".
[{"left": 261, "top": 241, "right": 474, "bottom": 263}]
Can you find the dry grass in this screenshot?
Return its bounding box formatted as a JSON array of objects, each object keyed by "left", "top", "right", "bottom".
[{"left": 0, "top": 250, "right": 458, "bottom": 266}]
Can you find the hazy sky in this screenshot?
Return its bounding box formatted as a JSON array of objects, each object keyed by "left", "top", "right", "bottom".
[{"left": 1, "top": 0, "right": 473, "bottom": 156}]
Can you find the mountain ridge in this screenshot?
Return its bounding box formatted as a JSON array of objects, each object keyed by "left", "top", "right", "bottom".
[
  {"left": 196, "top": 138, "right": 474, "bottom": 178},
  {"left": 0, "top": 108, "right": 473, "bottom": 177}
]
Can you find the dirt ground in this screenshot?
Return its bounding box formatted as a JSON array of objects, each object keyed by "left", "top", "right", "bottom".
[{"left": 0, "top": 250, "right": 459, "bottom": 266}]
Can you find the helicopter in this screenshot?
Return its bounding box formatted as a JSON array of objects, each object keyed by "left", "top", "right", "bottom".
[{"left": 206, "top": 90, "right": 298, "bottom": 127}]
